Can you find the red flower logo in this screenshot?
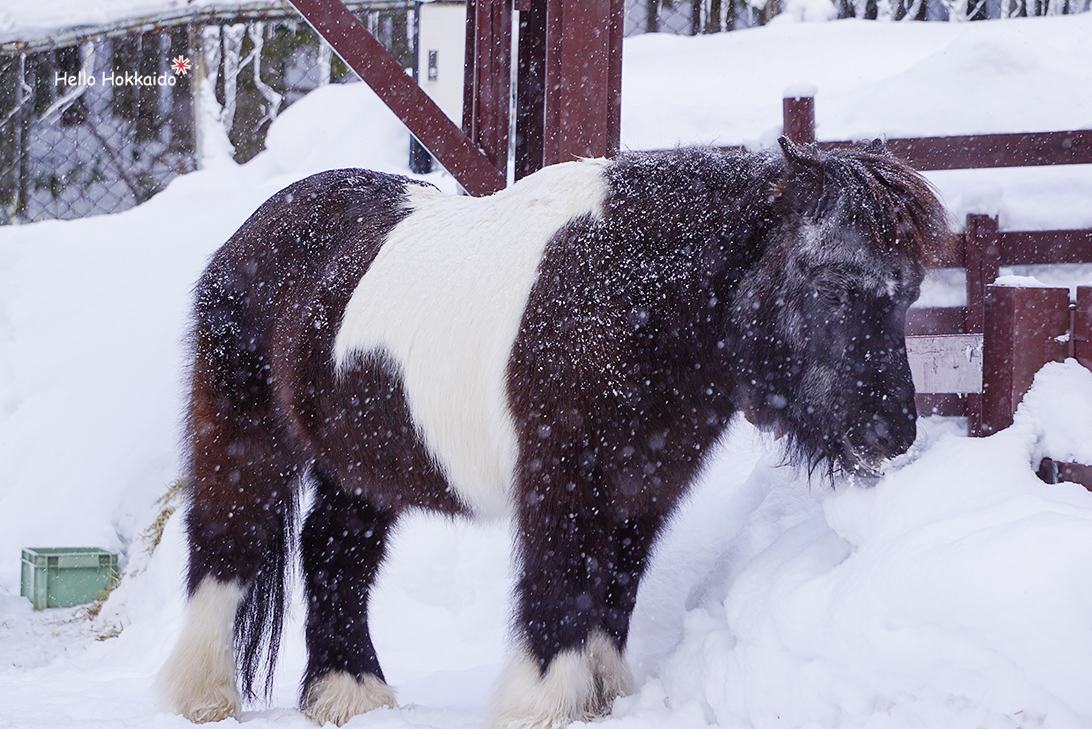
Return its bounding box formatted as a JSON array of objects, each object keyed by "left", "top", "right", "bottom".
[{"left": 170, "top": 56, "right": 193, "bottom": 76}]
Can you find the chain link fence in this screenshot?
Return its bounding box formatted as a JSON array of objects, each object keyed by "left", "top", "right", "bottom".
[
  {"left": 624, "top": 0, "right": 761, "bottom": 34},
  {"left": 0, "top": 1, "right": 413, "bottom": 225}
]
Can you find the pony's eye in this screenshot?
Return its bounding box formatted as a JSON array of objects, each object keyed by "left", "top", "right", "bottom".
[{"left": 816, "top": 286, "right": 844, "bottom": 307}]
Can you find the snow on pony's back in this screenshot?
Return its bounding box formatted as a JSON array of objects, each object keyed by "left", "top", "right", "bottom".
[{"left": 647, "top": 360, "right": 1092, "bottom": 729}]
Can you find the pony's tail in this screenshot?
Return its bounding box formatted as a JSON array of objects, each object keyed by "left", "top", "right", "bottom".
[{"left": 234, "top": 483, "right": 299, "bottom": 702}]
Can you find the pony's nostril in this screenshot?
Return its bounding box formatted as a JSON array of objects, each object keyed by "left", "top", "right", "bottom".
[
  {"left": 870, "top": 413, "right": 891, "bottom": 446},
  {"left": 863, "top": 411, "right": 915, "bottom": 457}
]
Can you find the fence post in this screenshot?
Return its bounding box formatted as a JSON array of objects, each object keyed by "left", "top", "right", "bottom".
[
  {"left": 979, "top": 283, "right": 1070, "bottom": 436},
  {"left": 782, "top": 90, "right": 815, "bottom": 145},
  {"left": 964, "top": 214, "right": 1000, "bottom": 334},
  {"left": 963, "top": 214, "right": 999, "bottom": 434},
  {"left": 1076, "top": 286, "right": 1092, "bottom": 372}
]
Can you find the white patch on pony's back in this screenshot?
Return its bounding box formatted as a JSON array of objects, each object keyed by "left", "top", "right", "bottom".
[
  {"left": 490, "top": 631, "right": 633, "bottom": 729},
  {"left": 157, "top": 578, "right": 245, "bottom": 723},
  {"left": 334, "top": 160, "right": 610, "bottom": 517}
]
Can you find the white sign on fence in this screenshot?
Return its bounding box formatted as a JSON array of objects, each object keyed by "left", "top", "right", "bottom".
[{"left": 906, "top": 334, "right": 984, "bottom": 395}]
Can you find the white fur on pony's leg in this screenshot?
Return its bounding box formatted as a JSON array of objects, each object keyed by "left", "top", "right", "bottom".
[
  {"left": 490, "top": 630, "right": 634, "bottom": 729},
  {"left": 303, "top": 670, "right": 397, "bottom": 727},
  {"left": 584, "top": 630, "right": 635, "bottom": 717},
  {"left": 157, "top": 578, "right": 245, "bottom": 723}
]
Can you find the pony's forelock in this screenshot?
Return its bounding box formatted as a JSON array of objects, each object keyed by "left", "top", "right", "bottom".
[
  {"left": 822, "top": 146, "right": 954, "bottom": 268},
  {"left": 774, "top": 141, "right": 954, "bottom": 269}
]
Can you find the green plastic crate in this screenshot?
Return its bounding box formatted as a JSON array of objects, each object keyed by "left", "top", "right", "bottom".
[{"left": 20, "top": 547, "right": 119, "bottom": 610}]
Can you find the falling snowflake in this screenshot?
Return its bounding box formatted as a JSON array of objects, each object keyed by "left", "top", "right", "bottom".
[{"left": 170, "top": 55, "right": 193, "bottom": 76}]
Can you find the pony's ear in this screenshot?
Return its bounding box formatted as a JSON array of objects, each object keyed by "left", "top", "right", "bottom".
[
  {"left": 774, "top": 136, "right": 824, "bottom": 218},
  {"left": 778, "top": 136, "right": 821, "bottom": 171},
  {"left": 864, "top": 138, "right": 888, "bottom": 155}
]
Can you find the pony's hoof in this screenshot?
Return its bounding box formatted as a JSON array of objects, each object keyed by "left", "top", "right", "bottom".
[
  {"left": 490, "top": 632, "right": 633, "bottom": 729},
  {"left": 304, "top": 671, "right": 396, "bottom": 726},
  {"left": 157, "top": 643, "right": 241, "bottom": 723},
  {"left": 160, "top": 681, "right": 239, "bottom": 724},
  {"left": 185, "top": 700, "right": 239, "bottom": 724},
  {"left": 157, "top": 578, "right": 244, "bottom": 724}
]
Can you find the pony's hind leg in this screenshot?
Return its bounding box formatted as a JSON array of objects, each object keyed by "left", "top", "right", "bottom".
[
  {"left": 159, "top": 460, "right": 297, "bottom": 721},
  {"left": 158, "top": 577, "right": 246, "bottom": 723},
  {"left": 158, "top": 333, "right": 299, "bottom": 722},
  {"left": 300, "top": 469, "right": 398, "bottom": 726}
]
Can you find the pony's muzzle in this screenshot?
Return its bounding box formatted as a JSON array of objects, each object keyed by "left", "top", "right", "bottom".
[{"left": 847, "top": 408, "right": 916, "bottom": 475}]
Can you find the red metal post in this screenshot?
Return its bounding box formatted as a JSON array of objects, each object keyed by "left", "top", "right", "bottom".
[
  {"left": 540, "top": 0, "right": 623, "bottom": 166},
  {"left": 979, "top": 283, "right": 1070, "bottom": 436},
  {"left": 508, "top": 0, "right": 623, "bottom": 177},
  {"left": 288, "top": 0, "right": 504, "bottom": 196},
  {"left": 291, "top": 0, "right": 621, "bottom": 192},
  {"left": 606, "top": 0, "right": 625, "bottom": 157},
  {"left": 782, "top": 94, "right": 815, "bottom": 145},
  {"left": 514, "top": 1, "right": 546, "bottom": 180},
  {"left": 464, "top": 0, "right": 513, "bottom": 173}
]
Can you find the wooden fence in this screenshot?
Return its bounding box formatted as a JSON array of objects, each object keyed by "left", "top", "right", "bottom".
[{"left": 780, "top": 93, "right": 1092, "bottom": 487}]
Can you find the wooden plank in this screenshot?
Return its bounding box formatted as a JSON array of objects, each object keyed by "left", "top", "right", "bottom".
[
  {"left": 822, "top": 130, "right": 1092, "bottom": 171},
  {"left": 606, "top": 0, "right": 624, "bottom": 156},
  {"left": 999, "top": 229, "right": 1092, "bottom": 266},
  {"left": 514, "top": 0, "right": 622, "bottom": 175},
  {"left": 514, "top": 3, "right": 546, "bottom": 180},
  {"left": 965, "top": 214, "right": 1000, "bottom": 335},
  {"left": 1059, "top": 462, "right": 1092, "bottom": 492},
  {"left": 462, "top": 0, "right": 475, "bottom": 135},
  {"left": 287, "top": 0, "right": 505, "bottom": 196},
  {"left": 907, "top": 334, "right": 984, "bottom": 395},
  {"left": 465, "top": 0, "right": 511, "bottom": 171},
  {"left": 916, "top": 393, "right": 968, "bottom": 418},
  {"left": 1038, "top": 458, "right": 1092, "bottom": 492},
  {"left": 907, "top": 306, "right": 967, "bottom": 337},
  {"left": 544, "top": 0, "right": 621, "bottom": 164},
  {"left": 782, "top": 95, "right": 815, "bottom": 145}
]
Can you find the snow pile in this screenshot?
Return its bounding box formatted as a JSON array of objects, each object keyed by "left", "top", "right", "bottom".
[
  {"left": 2, "top": 16, "right": 1092, "bottom": 729},
  {"left": 776, "top": 0, "right": 839, "bottom": 23},
  {"left": 634, "top": 362, "right": 1092, "bottom": 729}
]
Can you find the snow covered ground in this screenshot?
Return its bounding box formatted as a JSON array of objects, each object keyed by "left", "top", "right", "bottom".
[{"left": 2, "top": 13, "right": 1092, "bottom": 729}]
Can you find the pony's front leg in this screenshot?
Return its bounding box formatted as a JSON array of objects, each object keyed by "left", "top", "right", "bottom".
[
  {"left": 300, "top": 470, "right": 398, "bottom": 727},
  {"left": 491, "top": 501, "right": 654, "bottom": 729}
]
